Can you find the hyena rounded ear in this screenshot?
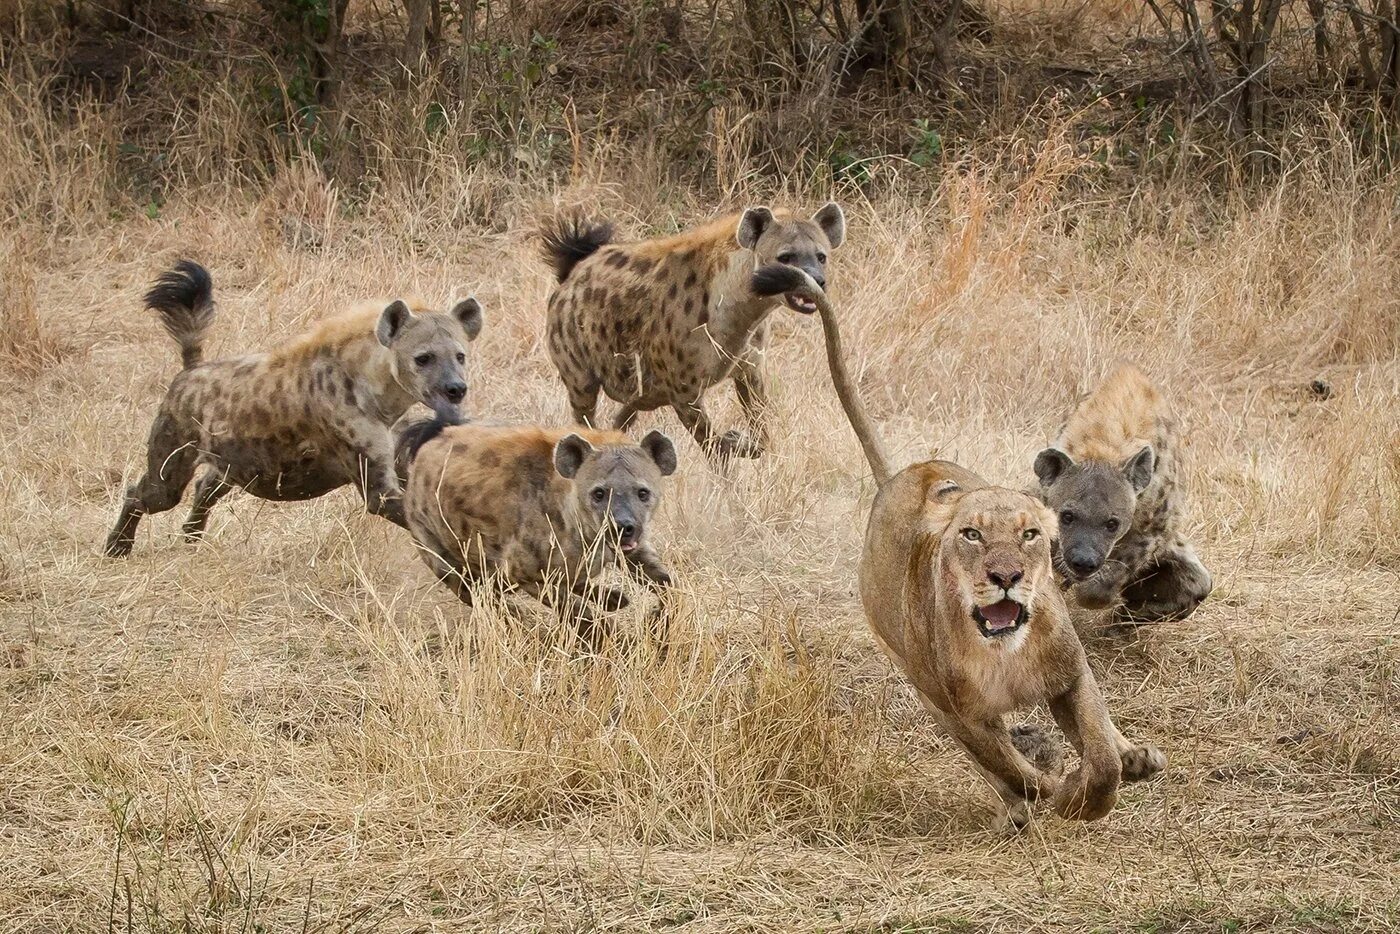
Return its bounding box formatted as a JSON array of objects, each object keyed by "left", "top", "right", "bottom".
[
  {"left": 736, "top": 207, "right": 775, "bottom": 250},
  {"left": 1034, "top": 448, "right": 1074, "bottom": 488},
  {"left": 451, "top": 297, "right": 484, "bottom": 341},
  {"left": 376, "top": 300, "right": 414, "bottom": 347},
  {"left": 554, "top": 434, "right": 595, "bottom": 479},
  {"left": 1121, "top": 444, "right": 1156, "bottom": 493},
  {"left": 813, "top": 202, "right": 845, "bottom": 249},
  {"left": 640, "top": 430, "right": 678, "bottom": 477}
]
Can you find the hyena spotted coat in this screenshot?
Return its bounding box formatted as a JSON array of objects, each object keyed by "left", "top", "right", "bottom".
[
  {"left": 540, "top": 204, "right": 845, "bottom": 461},
  {"left": 398, "top": 420, "right": 677, "bottom": 638},
  {"left": 1033, "top": 363, "right": 1212, "bottom": 621},
  {"left": 105, "top": 261, "right": 483, "bottom": 556}
]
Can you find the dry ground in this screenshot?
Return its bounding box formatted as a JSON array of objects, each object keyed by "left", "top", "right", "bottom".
[{"left": 2, "top": 110, "right": 1399, "bottom": 930}]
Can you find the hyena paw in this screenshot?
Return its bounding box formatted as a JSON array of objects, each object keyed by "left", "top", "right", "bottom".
[
  {"left": 1120, "top": 743, "right": 1166, "bottom": 782},
  {"left": 1010, "top": 724, "right": 1064, "bottom": 776}
]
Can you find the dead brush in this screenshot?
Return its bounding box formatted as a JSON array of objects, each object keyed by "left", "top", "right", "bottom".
[{"left": 0, "top": 238, "right": 71, "bottom": 384}]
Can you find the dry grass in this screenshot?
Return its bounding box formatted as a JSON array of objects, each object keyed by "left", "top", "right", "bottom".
[{"left": 2, "top": 29, "right": 1399, "bottom": 933}]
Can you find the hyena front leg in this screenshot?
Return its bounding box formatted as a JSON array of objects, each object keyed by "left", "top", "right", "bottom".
[
  {"left": 672, "top": 396, "right": 755, "bottom": 465},
  {"left": 731, "top": 357, "right": 770, "bottom": 459},
  {"left": 344, "top": 424, "right": 408, "bottom": 528}
]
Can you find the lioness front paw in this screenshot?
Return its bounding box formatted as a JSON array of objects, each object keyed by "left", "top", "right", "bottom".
[
  {"left": 1120, "top": 743, "right": 1166, "bottom": 782},
  {"left": 1053, "top": 767, "right": 1118, "bottom": 822}
]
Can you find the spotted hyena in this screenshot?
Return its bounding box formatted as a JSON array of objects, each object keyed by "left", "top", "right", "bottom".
[
  {"left": 539, "top": 203, "right": 845, "bottom": 462},
  {"left": 1033, "top": 364, "right": 1212, "bottom": 622},
  {"left": 105, "top": 261, "right": 483, "bottom": 556},
  {"left": 397, "top": 418, "right": 677, "bottom": 639}
]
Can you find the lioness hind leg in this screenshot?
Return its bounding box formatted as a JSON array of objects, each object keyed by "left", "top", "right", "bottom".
[{"left": 920, "top": 700, "right": 1060, "bottom": 830}]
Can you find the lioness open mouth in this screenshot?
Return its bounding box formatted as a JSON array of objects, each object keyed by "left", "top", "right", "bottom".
[
  {"left": 784, "top": 292, "right": 818, "bottom": 314},
  {"left": 973, "top": 599, "right": 1028, "bottom": 638}
]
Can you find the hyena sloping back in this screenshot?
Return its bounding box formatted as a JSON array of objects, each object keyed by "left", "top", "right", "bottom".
[
  {"left": 539, "top": 203, "right": 845, "bottom": 463},
  {"left": 105, "top": 261, "right": 483, "bottom": 556},
  {"left": 1033, "top": 363, "right": 1212, "bottom": 622}
]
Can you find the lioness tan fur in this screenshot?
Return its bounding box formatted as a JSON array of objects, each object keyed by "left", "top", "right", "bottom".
[
  {"left": 859, "top": 460, "right": 1166, "bottom": 827},
  {"left": 758, "top": 269, "right": 1165, "bottom": 827}
]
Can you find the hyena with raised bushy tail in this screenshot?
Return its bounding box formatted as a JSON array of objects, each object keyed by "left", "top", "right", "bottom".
[{"left": 105, "top": 261, "right": 483, "bottom": 556}]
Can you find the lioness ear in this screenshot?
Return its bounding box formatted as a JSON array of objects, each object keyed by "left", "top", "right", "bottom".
[
  {"left": 554, "top": 434, "right": 595, "bottom": 479},
  {"left": 928, "top": 479, "right": 962, "bottom": 503},
  {"left": 1121, "top": 444, "right": 1155, "bottom": 493},
  {"left": 1034, "top": 448, "right": 1073, "bottom": 488},
  {"left": 812, "top": 202, "right": 845, "bottom": 249},
  {"left": 376, "top": 300, "right": 413, "bottom": 347},
  {"left": 736, "top": 207, "right": 775, "bottom": 250},
  {"left": 639, "top": 430, "right": 677, "bottom": 477},
  {"left": 451, "top": 297, "right": 484, "bottom": 341}
]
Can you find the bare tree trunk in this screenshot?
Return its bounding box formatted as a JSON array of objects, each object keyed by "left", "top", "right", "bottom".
[
  {"left": 403, "top": 0, "right": 432, "bottom": 77},
  {"left": 459, "top": 0, "right": 475, "bottom": 101},
  {"left": 311, "top": 0, "right": 351, "bottom": 109}
]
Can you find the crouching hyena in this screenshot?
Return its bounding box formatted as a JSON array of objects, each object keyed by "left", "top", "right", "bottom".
[
  {"left": 539, "top": 203, "right": 845, "bottom": 462},
  {"left": 1033, "top": 363, "right": 1212, "bottom": 622},
  {"left": 397, "top": 419, "right": 677, "bottom": 640},
  {"left": 105, "top": 261, "right": 483, "bottom": 556}
]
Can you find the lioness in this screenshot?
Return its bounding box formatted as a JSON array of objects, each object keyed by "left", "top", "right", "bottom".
[
  {"left": 860, "top": 461, "right": 1166, "bottom": 827},
  {"left": 754, "top": 267, "right": 1166, "bottom": 827}
]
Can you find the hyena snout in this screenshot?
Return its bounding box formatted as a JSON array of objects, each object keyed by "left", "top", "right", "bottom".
[
  {"left": 441, "top": 380, "right": 467, "bottom": 405},
  {"left": 1064, "top": 543, "right": 1105, "bottom": 578}
]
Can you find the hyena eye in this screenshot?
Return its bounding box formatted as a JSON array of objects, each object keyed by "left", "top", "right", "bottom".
[
  {"left": 414, "top": 352, "right": 434, "bottom": 367},
  {"left": 1059, "top": 510, "right": 1076, "bottom": 526},
  {"left": 1105, "top": 518, "right": 1121, "bottom": 533},
  {"left": 777, "top": 252, "right": 796, "bottom": 264},
  {"left": 817, "top": 252, "right": 828, "bottom": 263},
  {"left": 455, "top": 352, "right": 466, "bottom": 364},
  {"left": 637, "top": 487, "right": 651, "bottom": 503},
  {"left": 1022, "top": 529, "right": 1040, "bottom": 541},
  {"left": 591, "top": 488, "right": 608, "bottom": 503},
  {"left": 960, "top": 528, "right": 982, "bottom": 543}
]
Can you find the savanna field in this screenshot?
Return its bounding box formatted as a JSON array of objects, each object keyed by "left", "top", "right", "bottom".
[{"left": 2, "top": 0, "right": 1399, "bottom": 928}]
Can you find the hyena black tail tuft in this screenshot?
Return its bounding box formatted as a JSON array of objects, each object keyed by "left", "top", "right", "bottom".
[
  {"left": 144, "top": 260, "right": 215, "bottom": 370},
  {"left": 539, "top": 212, "right": 615, "bottom": 282}
]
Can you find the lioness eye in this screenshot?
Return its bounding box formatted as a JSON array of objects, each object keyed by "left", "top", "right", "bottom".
[
  {"left": 637, "top": 488, "right": 651, "bottom": 502},
  {"left": 961, "top": 528, "right": 982, "bottom": 543},
  {"left": 1059, "top": 510, "right": 1075, "bottom": 525},
  {"left": 1023, "top": 529, "right": 1039, "bottom": 541},
  {"left": 1105, "top": 518, "right": 1121, "bottom": 532},
  {"left": 591, "top": 488, "right": 607, "bottom": 503},
  {"left": 414, "top": 353, "right": 434, "bottom": 367}
]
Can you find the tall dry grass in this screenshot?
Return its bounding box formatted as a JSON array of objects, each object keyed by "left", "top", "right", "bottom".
[{"left": 1, "top": 21, "right": 1398, "bottom": 934}]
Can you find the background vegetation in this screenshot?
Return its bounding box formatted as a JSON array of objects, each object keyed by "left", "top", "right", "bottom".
[{"left": 1, "top": 0, "right": 1398, "bottom": 930}]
